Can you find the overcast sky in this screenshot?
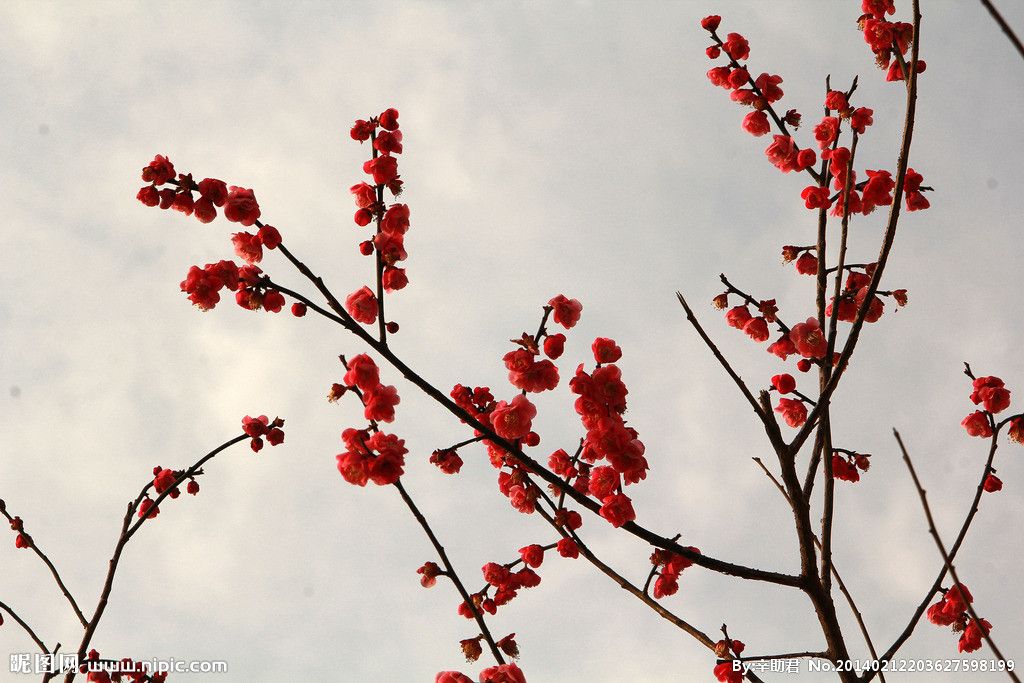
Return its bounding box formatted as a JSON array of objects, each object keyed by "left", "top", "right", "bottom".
[{"left": 2, "top": 1, "right": 1023, "bottom": 681}]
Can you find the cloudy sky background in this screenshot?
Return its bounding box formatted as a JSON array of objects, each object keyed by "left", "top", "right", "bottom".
[{"left": 2, "top": 1, "right": 1023, "bottom": 680}]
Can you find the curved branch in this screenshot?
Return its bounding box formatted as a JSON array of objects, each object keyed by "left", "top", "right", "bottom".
[
  {"left": 0, "top": 504, "right": 88, "bottom": 627},
  {"left": 0, "top": 598, "right": 50, "bottom": 654},
  {"left": 266, "top": 274, "right": 801, "bottom": 587}
]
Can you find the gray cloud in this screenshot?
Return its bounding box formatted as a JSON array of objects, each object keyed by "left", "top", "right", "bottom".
[{"left": 1, "top": 0, "right": 1022, "bottom": 680}]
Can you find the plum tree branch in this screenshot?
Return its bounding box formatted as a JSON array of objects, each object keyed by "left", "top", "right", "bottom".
[
  {"left": 894, "top": 430, "right": 1019, "bottom": 682},
  {"left": 261, "top": 272, "right": 802, "bottom": 587}
]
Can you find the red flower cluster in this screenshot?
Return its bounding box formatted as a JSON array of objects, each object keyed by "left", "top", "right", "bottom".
[
  {"left": 503, "top": 348, "right": 559, "bottom": 393},
  {"left": 904, "top": 167, "right": 930, "bottom": 211},
  {"left": 961, "top": 376, "right": 1012, "bottom": 438},
  {"left": 832, "top": 452, "right": 870, "bottom": 483},
  {"left": 470, "top": 559, "right": 542, "bottom": 617},
  {"left": 336, "top": 428, "right": 408, "bottom": 487},
  {"left": 783, "top": 247, "right": 817, "bottom": 276},
  {"left": 926, "top": 583, "right": 993, "bottom": 653},
  {"left": 789, "top": 317, "right": 827, "bottom": 359},
  {"left": 712, "top": 638, "right": 746, "bottom": 683},
  {"left": 346, "top": 108, "right": 411, "bottom": 327},
  {"left": 650, "top": 547, "right": 699, "bottom": 599},
  {"left": 417, "top": 561, "right": 442, "bottom": 588},
  {"left": 719, "top": 299, "right": 777, "bottom": 346},
  {"left": 549, "top": 294, "right": 583, "bottom": 329},
  {"left": 451, "top": 384, "right": 498, "bottom": 433},
  {"left": 497, "top": 469, "right": 542, "bottom": 515},
  {"left": 775, "top": 397, "right": 808, "bottom": 428},
  {"left": 137, "top": 156, "right": 309, "bottom": 320},
  {"left": 339, "top": 354, "right": 400, "bottom": 424},
  {"left": 137, "top": 461, "right": 207, "bottom": 520},
  {"left": 518, "top": 544, "right": 545, "bottom": 568},
  {"left": 969, "top": 376, "right": 1011, "bottom": 414},
  {"left": 703, "top": 14, "right": 931, "bottom": 215},
  {"left": 179, "top": 259, "right": 289, "bottom": 314},
  {"left": 859, "top": 1, "right": 919, "bottom": 77},
  {"left": 1009, "top": 417, "right": 1024, "bottom": 444},
  {"left": 490, "top": 395, "right": 538, "bottom": 441},
  {"left": 592, "top": 337, "right": 622, "bottom": 364},
  {"left": 556, "top": 537, "right": 579, "bottom": 559},
  {"left": 137, "top": 155, "right": 264, "bottom": 227},
  {"left": 242, "top": 414, "right": 286, "bottom": 453},
  {"left": 569, "top": 352, "right": 649, "bottom": 525},
  {"left": 152, "top": 467, "right": 181, "bottom": 496},
  {"left": 430, "top": 448, "right": 464, "bottom": 475},
  {"left": 771, "top": 373, "right": 796, "bottom": 394},
  {"left": 701, "top": 17, "right": 798, "bottom": 142},
  {"left": 332, "top": 355, "right": 408, "bottom": 486},
  {"left": 824, "top": 266, "right": 892, "bottom": 325},
  {"left": 982, "top": 474, "right": 1002, "bottom": 493},
  {"left": 436, "top": 663, "right": 527, "bottom": 683}
]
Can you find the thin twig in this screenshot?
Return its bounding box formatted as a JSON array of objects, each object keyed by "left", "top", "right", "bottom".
[
  {"left": 124, "top": 434, "right": 249, "bottom": 542},
  {"left": 674, "top": 292, "right": 778, "bottom": 438},
  {"left": 0, "top": 599, "right": 50, "bottom": 653},
  {"left": 867, "top": 420, "right": 1003, "bottom": 682},
  {"left": 718, "top": 273, "right": 791, "bottom": 334},
  {"left": 981, "top": 0, "right": 1024, "bottom": 60},
  {"left": 0, "top": 504, "right": 88, "bottom": 626},
  {"left": 705, "top": 28, "right": 822, "bottom": 185},
  {"left": 65, "top": 433, "right": 250, "bottom": 682},
  {"left": 894, "top": 430, "right": 1019, "bottom": 682},
  {"left": 394, "top": 480, "right": 505, "bottom": 665}
]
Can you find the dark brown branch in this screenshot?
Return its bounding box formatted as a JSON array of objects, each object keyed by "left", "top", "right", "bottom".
[
  {"left": 0, "top": 598, "right": 50, "bottom": 654},
  {"left": 0, "top": 504, "right": 88, "bottom": 626},
  {"left": 866, "top": 419, "right": 1002, "bottom": 681},
  {"left": 64, "top": 503, "right": 133, "bottom": 683},
  {"left": 394, "top": 480, "right": 505, "bottom": 665},
  {"left": 276, "top": 243, "right": 358, "bottom": 328},
  {"left": 705, "top": 28, "right": 822, "bottom": 185},
  {"left": 819, "top": 131, "right": 860, "bottom": 594},
  {"left": 790, "top": 0, "right": 923, "bottom": 457},
  {"left": 753, "top": 458, "right": 887, "bottom": 682},
  {"left": 981, "top": 0, "right": 1024, "bottom": 60},
  {"left": 525, "top": 503, "right": 774, "bottom": 681},
  {"left": 369, "top": 130, "right": 389, "bottom": 344},
  {"left": 65, "top": 433, "right": 250, "bottom": 682},
  {"left": 442, "top": 435, "right": 486, "bottom": 452},
  {"left": 264, "top": 271, "right": 800, "bottom": 586},
  {"left": 894, "top": 430, "right": 1019, "bottom": 682},
  {"left": 675, "top": 292, "right": 786, "bottom": 449},
  {"left": 718, "top": 273, "right": 791, "bottom": 334},
  {"left": 521, "top": 306, "right": 554, "bottom": 397},
  {"left": 124, "top": 434, "right": 249, "bottom": 542}
]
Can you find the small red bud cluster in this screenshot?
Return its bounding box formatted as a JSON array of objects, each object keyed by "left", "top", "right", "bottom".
[{"left": 926, "top": 583, "right": 993, "bottom": 653}]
